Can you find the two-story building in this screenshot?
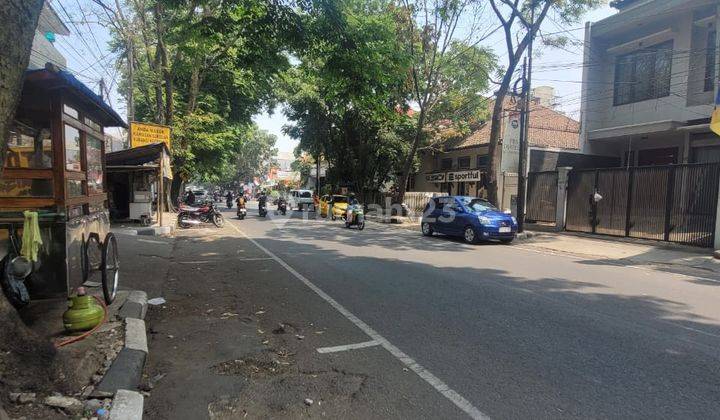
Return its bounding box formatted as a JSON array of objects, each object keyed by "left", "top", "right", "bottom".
[
  {"left": 411, "top": 94, "right": 609, "bottom": 211},
  {"left": 580, "top": 0, "right": 720, "bottom": 165}
]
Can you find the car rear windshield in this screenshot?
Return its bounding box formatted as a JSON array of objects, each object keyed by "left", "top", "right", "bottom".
[
  {"left": 299, "top": 191, "right": 312, "bottom": 198},
  {"left": 333, "top": 196, "right": 347, "bottom": 203},
  {"left": 461, "top": 198, "right": 497, "bottom": 212}
]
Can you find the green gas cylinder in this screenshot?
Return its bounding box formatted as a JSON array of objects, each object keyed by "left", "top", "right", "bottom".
[{"left": 63, "top": 288, "right": 104, "bottom": 333}]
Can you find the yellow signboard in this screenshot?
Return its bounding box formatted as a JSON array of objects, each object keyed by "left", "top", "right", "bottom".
[{"left": 130, "top": 122, "right": 171, "bottom": 148}]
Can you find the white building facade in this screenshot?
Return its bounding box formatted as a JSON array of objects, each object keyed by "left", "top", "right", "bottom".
[{"left": 580, "top": 0, "right": 720, "bottom": 165}]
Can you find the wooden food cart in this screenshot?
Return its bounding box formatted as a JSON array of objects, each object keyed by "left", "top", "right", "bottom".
[{"left": 0, "top": 67, "right": 125, "bottom": 307}]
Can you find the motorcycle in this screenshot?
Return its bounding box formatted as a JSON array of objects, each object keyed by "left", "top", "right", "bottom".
[
  {"left": 237, "top": 206, "right": 247, "bottom": 220},
  {"left": 277, "top": 198, "right": 287, "bottom": 215},
  {"left": 344, "top": 204, "right": 365, "bottom": 230},
  {"left": 177, "top": 200, "right": 225, "bottom": 228},
  {"left": 258, "top": 201, "right": 268, "bottom": 217}
]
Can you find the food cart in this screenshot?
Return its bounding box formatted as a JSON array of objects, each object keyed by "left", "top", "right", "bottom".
[{"left": 0, "top": 67, "right": 125, "bottom": 308}]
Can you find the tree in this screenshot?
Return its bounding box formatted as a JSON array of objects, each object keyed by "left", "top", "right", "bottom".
[
  {"left": 283, "top": 0, "right": 414, "bottom": 203},
  {"left": 394, "top": 0, "right": 496, "bottom": 204},
  {"left": 102, "top": 0, "right": 301, "bottom": 202},
  {"left": 218, "top": 125, "right": 278, "bottom": 186},
  {"left": 484, "top": 0, "right": 601, "bottom": 204},
  {"left": 0, "top": 0, "right": 59, "bottom": 396}
]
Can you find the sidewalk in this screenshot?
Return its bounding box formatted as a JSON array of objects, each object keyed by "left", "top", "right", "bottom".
[{"left": 519, "top": 231, "right": 720, "bottom": 278}]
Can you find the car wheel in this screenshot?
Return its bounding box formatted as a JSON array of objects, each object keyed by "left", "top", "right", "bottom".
[
  {"left": 421, "top": 222, "right": 433, "bottom": 236},
  {"left": 463, "top": 226, "right": 478, "bottom": 244}
]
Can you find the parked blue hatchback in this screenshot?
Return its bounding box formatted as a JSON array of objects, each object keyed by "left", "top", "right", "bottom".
[{"left": 421, "top": 196, "right": 518, "bottom": 244}]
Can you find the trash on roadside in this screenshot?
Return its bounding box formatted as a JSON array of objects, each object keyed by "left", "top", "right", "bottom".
[
  {"left": 220, "top": 312, "right": 239, "bottom": 319},
  {"left": 295, "top": 334, "right": 305, "bottom": 340},
  {"left": 148, "top": 297, "right": 166, "bottom": 305},
  {"left": 304, "top": 398, "right": 314, "bottom": 406},
  {"left": 255, "top": 310, "right": 266, "bottom": 315}
]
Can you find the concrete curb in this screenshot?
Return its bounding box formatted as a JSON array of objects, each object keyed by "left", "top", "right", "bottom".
[
  {"left": 92, "top": 289, "right": 150, "bottom": 416},
  {"left": 124, "top": 318, "right": 148, "bottom": 353},
  {"left": 118, "top": 290, "right": 147, "bottom": 320},
  {"left": 137, "top": 225, "right": 173, "bottom": 236},
  {"left": 109, "top": 389, "right": 144, "bottom": 420}
]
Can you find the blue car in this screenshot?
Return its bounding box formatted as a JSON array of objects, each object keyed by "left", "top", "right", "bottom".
[{"left": 421, "top": 196, "right": 518, "bottom": 244}]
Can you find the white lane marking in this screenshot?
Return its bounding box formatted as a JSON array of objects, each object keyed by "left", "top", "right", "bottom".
[
  {"left": 316, "top": 340, "right": 381, "bottom": 354},
  {"left": 227, "top": 221, "right": 490, "bottom": 420},
  {"left": 179, "top": 257, "right": 274, "bottom": 264}
]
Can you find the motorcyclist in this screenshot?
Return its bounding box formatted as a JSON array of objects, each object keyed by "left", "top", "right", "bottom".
[
  {"left": 346, "top": 193, "right": 359, "bottom": 221},
  {"left": 225, "top": 191, "right": 233, "bottom": 208},
  {"left": 258, "top": 190, "right": 268, "bottom": 214},
  {"left": 277, "top": 195, "right": 287, "bottom": 213},
  {"left": 236, "top": 194, "right": 246, "bottom": 209}
]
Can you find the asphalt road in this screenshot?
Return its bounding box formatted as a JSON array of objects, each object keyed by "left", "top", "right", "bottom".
[{"left": 223, "top": 202, "right": 720, "bottom": 419}]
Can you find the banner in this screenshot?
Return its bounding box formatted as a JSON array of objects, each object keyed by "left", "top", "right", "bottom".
[
  {"left": 425, "top": 170, "right": 483, "bottom": 183},
  {"left": 130, "top": 122, "right": 171, "bottom": 148},
  {"left": 447, "top": 170, "right": 483, "bottom": 182},
  {"left": 425, "top": 172, "right": 446, "bottom": 183}
]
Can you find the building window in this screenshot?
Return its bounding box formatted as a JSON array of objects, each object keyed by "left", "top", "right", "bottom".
[
  {"left": 458, "top": 156, "right": 471, "bottom": 169},
  {"left": 637, "top": 147, "right": 678, "bottom": 166},
  {"left": 613, "top": 41, "right": 673, "bottom": 106},
  {"left": 440, "top": 158, "right": 453, "bottom": 170},
  {"left": 477, "top": 155, "right": 488, "bottom": 168},
  {"left": 705, "top": 30, "right": 716, "bottom": 93}
]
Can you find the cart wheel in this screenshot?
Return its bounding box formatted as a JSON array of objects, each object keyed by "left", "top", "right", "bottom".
[
  {"left": 140, "top": 215, "right": 152, "bottom": 226},
  {"left": 82, "top": 233, "right": 102, "bottom": 282},
  {"left": 101, "top": 233, "right": 119, "bottom": 304}
]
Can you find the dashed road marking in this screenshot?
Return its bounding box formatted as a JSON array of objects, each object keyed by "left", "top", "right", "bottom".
[
  {"left": 227, "top": 221, "right": 490, "bottom": 420},
  {"left": 316, "top": 340, "right": 381, "bottom": 354}
]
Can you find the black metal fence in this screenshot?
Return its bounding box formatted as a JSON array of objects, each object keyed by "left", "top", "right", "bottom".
[
  {"left": 565, "top": 163, "right": 720, "bottom": 247},
  {"left": 526, "top": 171, "right": 558, "bottom": 223}
]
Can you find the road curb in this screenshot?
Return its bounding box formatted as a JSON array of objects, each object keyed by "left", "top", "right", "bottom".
[
  {"left": 93, "top": 290, "right": 150, "bottom": 409},
  {"left": 137, "top": 225, "right": 174, "bottom": 236},
  {"left": 119, "top": 290, "right": 147, "bottom": 320},
  {"left": 109, "top": 389, "right": 144, "bottom": 420}
]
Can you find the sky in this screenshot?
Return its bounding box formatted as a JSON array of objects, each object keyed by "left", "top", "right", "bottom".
[{"left": 53, "top": 0, "right": 617, "bottom": 153}]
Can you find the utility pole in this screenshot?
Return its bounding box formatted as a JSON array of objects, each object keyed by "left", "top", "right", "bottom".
[
  {"left": 98, "top": 77, "right": 106, "bottom": 101},
  {"left": 516, "top": 1, "right": 535, "bottom": 233}
]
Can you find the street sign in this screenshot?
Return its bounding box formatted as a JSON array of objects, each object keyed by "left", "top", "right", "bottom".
[{"left": 130, "top": 122, "right": 171, "bottom": 148}]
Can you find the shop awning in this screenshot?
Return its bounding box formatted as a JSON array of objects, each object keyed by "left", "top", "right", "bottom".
[{"left": 106, "top": 142, "right": 172, "bottom": 179}]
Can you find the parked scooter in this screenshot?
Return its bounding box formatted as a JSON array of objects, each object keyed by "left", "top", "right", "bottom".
[
  {"left": 345, "top": 204, "right": 365, "bottom": 230},
  {"left": 177, "top": 200, "right": 225, "bottom": 228}
]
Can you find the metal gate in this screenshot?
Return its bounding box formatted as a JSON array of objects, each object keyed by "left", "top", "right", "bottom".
[
  {"left": 526, "top": 171, "right": 558, "bottom": 223},
  {"left": 565, "top": 163, "right": 720, "bottom": 247}
]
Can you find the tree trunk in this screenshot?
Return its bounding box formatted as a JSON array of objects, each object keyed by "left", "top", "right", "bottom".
[
  {"left": 395, "top": 107, "right": 426, "bottom": 205},
  {"left": 155, "top": 3, "right": 173, "bottom": 125},
  {"left": 170, "top": 172, "right": 183, "bottom": 206},
  {"left": 0, "top": 0, "right": 59, "bottom": 389},
  {"left": 486, "top": 87, "right": 510, "bottom": 206},
  {"left": 0, "top": 0, "right": 44, "bottom": 178}
]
